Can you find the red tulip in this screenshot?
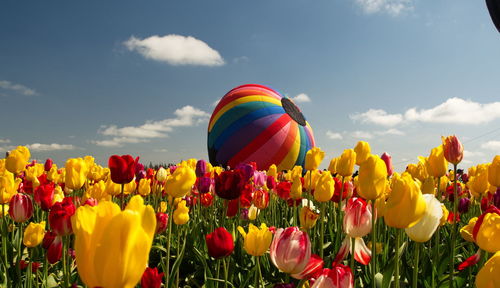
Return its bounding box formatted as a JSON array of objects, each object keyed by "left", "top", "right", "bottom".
[
  {"left": 201, "top": 192, "right": 214, "bottom": 207},
  {"left": 276, "top": 181, "right": 291, "bottom": 200},
  {"left": 291, "top": 254, "right": 324, "bottom": 280},
  {"left": 9, "top": 193, "right": 33, "bottom": 223},
  {"left": 226, "top": 199, "right": 239, "bottom": 217},
  {"left": 34, "top": 183, "right": 55, "bottom": 211},
  {"left": 42, "top": 232, "right": 62, "bottom": 264},
  {"left": 20, "top": 260, "right": 41, "bottom": 273},
  {"left": 108, "top": 155, "right": 138, "bottom": 184},
  {"left": 155, "top": 212, "right": 168, "bottom": 234},
  {"left": 141, "top": 267, "right": 164, "bottom": 288},
  {"left": 48, "top": 197, "right": 75, "bottom": 236},
  {"left": 44, "top": 158, "right": 53, "bottom": 172},
  {"left": 205, "top": 227, "right": 234, "bottom": 259},
  {"left": 215, "top": 170, "right": 244, "bottom": 200},
  {"left": 442, "top": 135, "right": 464, "bottom": 165},
  {"left": 270, "top": 227, "right": 311, "bottom": 274},
  {"left": 330, "top": 178, "right": 349, "bottom": 203}
]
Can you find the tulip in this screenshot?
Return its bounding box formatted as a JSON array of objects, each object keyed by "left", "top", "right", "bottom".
[
  {"left": 290, "top": 175, "right": 302, "bottom": 200},
  {"left": 270, "top": 227, "right": 311, "bottom": 274},
  {"left": 385, "top": 173, "right": 426, "bottom": 229},
  {"left": 253, "top": 189, "right": 269, "bottom": 209},
  {"left": 442, "top": 135, "right": 463, "bottom": 165},
  {"left": 311, "top": 265, "right": 353, "bottom": 288},
  {"left": 253, "top": 171, "right": 266, "bottom": 187},
  {"left": 237, "top": 223, "right": 273, "bottom": 256},
  {"left": 5, "top": 146, "right": 30, "bottom": 174},
  {"left": 473, "top": 207, "right": 500, "bottom": 253},
  {"left": 165, "top": 166, "right": 196, "bottom": 199},
  {"left": 44, "top": 233, "right": 62, "bottom": 264},
  {"left": 173, "top": 200, "right": 190, "bottom": 225},
  {"left": 0, "top": 171, "right": 21, "bottom": 204},
  {"left": 354, "top": 141, "right": 371, "bottom": 166},
  {"left": 156, "top": 167, "right": 168, "bottom": 182},
  {"left": 267, "top": 164, "right": 277, "bottom": 179},
  {"left": 23, "top": 221, "right": 45, "bottom": 247},
  {"left": 421, "top": 177, "right": 436, "bottom": 195},
  {"left": 458, "top": 197, "right": 470, "bottom": 214},
  {"left": 426, "top": 146, "right": 448, "bottom": 178},
  {"left": 291, "top": 254, "right": 324, "bottom": 280},
  {"left": 138, "top": 178, "right": 151, "bottom": 196},
  {"left": 155, "top": 212, "right": 168, "bottom": 234},
  {"left": 215, "top": 170, "right": 244, "bottom": 200},
  {"left": 380, "top": 152, "right": 393, "bottom": 176},
  {"left": 49, "top": 197, "right": 75, "bottom": 236},
  {"left": 304, "top": 147, "right": 325, "bottom": 171},
  {"left": 44, "top": 158, "right": 53, "bottom": 172},
  {"left": 335, "top": 236, "right": 372, "bottom": 266},
  {"left": 405, "top": 194, "right": 442, "bottom": 242},
  {"left": 314, "top": 171, "right": 334, "bottom": 202},
  {"left": 248, "top": 205, "right": 260, "bottom": 220},
  {"left": 299, "top": 206, "right": 319, "bottom": 230},
  {"left": 357, "top": 155, "right": 387, "bottom": 201},
  {"left": 468, "top": 164, "right": 489, "bottom": 198},
  {"left": 330, "top": 177, "right": 350, "bottom": 203},
  {"left": 476, "top": 251, "right": 500, "bottom": 288},
  {"left": 489, "top": 155, "right": 500, "bottom": 187},
  {"left": 34, "top": 183, "right": 55, "bottom": 211},
  {"left": 195, "top": 159, "right": 207, "bottom": 178},
  {"left": 205, "top": 227, "right": 234, "bottom": 258},
  {"left": 65, "top": 158, "right": 88, "bottom": 190},
  {"left": 276, "top": 181, "right": 291, "bottom": 200},
  {"left": 343, "top": 197, "right": 372, "bottom": 238},
  {"left": 105, "top": 178, "right": 121, "bottom": 196},
  {"left": 108, "top": 155, "right": 137, "bottom": 184},
  {"left": 72, "top": 195, "right": 156, "bottom": 288},
  {"left": 337, "top": 149, "right": 356, "bottom": 177},
  {"left": 141, "top": 267, "right": 164, "bottom": 288},
  {"left": 440, "top": 204, "right": 449, "bottom": 226},
  {"left": 460, "top": 217, "right": 477, "bottom": 242},
  {"left": 8, "top": 193, "right": 33, "bottom": 223}
]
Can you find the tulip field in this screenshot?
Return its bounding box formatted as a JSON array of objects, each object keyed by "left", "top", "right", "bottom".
[{"left": 1, "top": 136, "right": 500, "bottom": 288}]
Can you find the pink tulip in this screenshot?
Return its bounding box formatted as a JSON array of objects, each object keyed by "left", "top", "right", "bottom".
[
  {"left": 9, "top": 193, "right": 33, "bottom": 223},
  {"left": 380, "top": 152, "right": 393, "bottom": 176},
  {"left": 311, "top": 265, "right": 353, "bottom": 288},
  {"left": 442, "top": 135, "right": 463, "bottom": 165},
  {"left": 270, "top": 227, "right": 311, "bottom": 274},
  {"left": 343, "top": 197, "right": 373, "bottom": 238},
  {"left": 291, "top": 254, "right": 324, "bottom": 280}
]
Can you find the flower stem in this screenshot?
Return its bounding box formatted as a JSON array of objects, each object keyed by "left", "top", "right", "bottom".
[
  {"left": 255, "top": 256, "right": 262, "bottom": 288},
  {"left": 165, "top": 202, "right": 174, "bottom": 284},
  {"left": 371, "top": 200, "right": 377, "bottom": 288},
  {"left": 320, "top": 202, "right": 325, "bottom": 259},
  {"left": 27, "top": 249, "right": 33, "bottom": 288},
  {"left": 395, "top": 229, "right": 401, "bottom": 288},
  {"left": 223, "top": 257, "right": 229, "bottom": 288},
  {"left": 449, "top": 164, "right": 458, "bottom": 288},
  {"left": 432, "top": 176, "right": 441, "bottom": 288},
  {"left": 350, "top": 237, "right": 356, "bottom": 278},
  {"left": 413, "top": 242, "right": 420, "bottom": 288},
  {"left": 120, "top": 183, "right": 124, "bottom": 210}
]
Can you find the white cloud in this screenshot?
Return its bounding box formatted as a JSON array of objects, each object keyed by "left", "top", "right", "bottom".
[
  {"left": 0, "top": 80, "right": 38, "bottom": 96},
  {"left": 233, "top": 56, "right": 249, "bottom": 64},
  {"left": 350, "top": 109, "right": 403, "bottom": 126},
  {"left": 124, "top": 34, "right": 224, "bottom": 66},
  {"left": 353, "top": 98, "right": 500, "bottom": 126},
  {"left": 375, "top": 128, "right": 405, "bottom": 136},
  {"left": 351, "top": 131, "right": 374, "bottom": 139},
  {"left": 0, "top": 139, "right": 10, "bottom": 144},
  {"left": 355, "top": 0, "right": 413, "bottom": 16},
  {"left": 26, "top": 143, "right": 76, "bottom": 151},
  {"left": 94, "top": 105, "right": 209, "bottom": 147},
  {"left": 291, "top": 93, "right": 311, "bottom": 103},
  {"left": 481, "top": 140, "right": 500, "bottom": 151},
  {"left": 326, "top": 131, "right": 343, "bottom": 140}
]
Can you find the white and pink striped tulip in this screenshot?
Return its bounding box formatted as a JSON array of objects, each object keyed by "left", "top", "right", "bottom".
[
  {"left": 270, "top": 227, "right": 311, "bottom": 274},
  {"left": 9, "top": 193, "right": 34, "bottom": 223},
  {"left": 291, "top": 254, "right": 324, "bottom": 280},
  {"left": 311, "top": 265, "right": 353, "bottom": 288},
  {"left": 343, "top": 197, "right": 372, "bottom": 238}
]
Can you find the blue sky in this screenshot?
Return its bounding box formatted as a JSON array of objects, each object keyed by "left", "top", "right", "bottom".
[{"left": 1, "top": 0, "right": 499, "bottom": 171}]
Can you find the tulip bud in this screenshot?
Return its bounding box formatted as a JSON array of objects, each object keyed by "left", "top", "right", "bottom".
[
  {"left": 270, "top": 227, "right": 311, "bottom": 274},
  {"left": 156, "top": 167, "right": 167, "bottom": 182},
  {"left": 458, "top": 197, "right": 471, "bottom": 214},
  {"left": 304, "top": 147, "right": 325, "bottom": 171},
  {"left": 385, "top": 173, "right": 426, "bottom": 229},
  {"left": 205, "top": 227, "right": 234, "bottom": 258},
  {"left": 23, "top": 221, "right": 45, "bottom": 248},
  {"left": 155, "top": 212, "right": 168, "bottom": 234},
  {"left": 173, "top": 200, "right": 189, "bottom": 225},
  {"left": 314, "top": 172, "right": 334, "bottom": 202},
  {"left": 380, "top": 152, "right": 393, "bottom": 176},
  {"left": 290, "top": 176, "right": 302, "bottom": 200},
  {"left": 357, "top": 155, "right": 387, "bottom": 201},
  {"left": 337, "top": 149, "right": 356, "bottom": 177},
  {"left": 138, "top": 178, "right": 151, "bottom": 197},
  {"left": 9, "top": 193, "right": 33, "bottom": 223},
  {"left": 46, "top": 235, "right": 63, "bottom": 264},
  {"left": 426, "top": 146, "right": 448, "bottom": 178},
  {"left": 44, "top": 158, "right": 53, "bottom": 172},
  {"left": 5, "top": 146, "right": 30, "bottom": 174},
  {"left": 108, "top": 155, "right": 138, "bottom": 185},
  {"left": 354, "top": 141, "right": 371, "bottom": 166},
  {"left": 442, "top": 135, "right": 463, "bottom": 165},
  {"left": 141, "top": 267, "right": 164, "bottom": 288}
]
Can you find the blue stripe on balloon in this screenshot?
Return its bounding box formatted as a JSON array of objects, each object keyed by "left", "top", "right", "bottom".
[
  {"left": 211, "top": 105, "right": 285, "bottom": 150},
  {"left": 295, "top": 125, "right": 307, "bottom": 167}
]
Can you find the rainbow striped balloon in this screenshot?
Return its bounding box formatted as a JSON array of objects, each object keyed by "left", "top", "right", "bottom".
[{"left": 208, "top": 84, "right": 316, "bottom": 171}]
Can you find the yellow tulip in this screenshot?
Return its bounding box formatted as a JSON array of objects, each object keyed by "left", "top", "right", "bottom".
[
  {"left": 328, "top": 157, "right": 338, "bottom": 175},
  {"left": 53, "top": 185, "right": 65, "bottom": 204},
  {"left": 476, "top": 251, "right": 500, "bottom": 288},
  {"left": 105, "top": 178, "right": 121, "bottom": 196},
  {"left": 488, "top": 155, "right": 500, "bottom": 188},
  {"left": 138, "top": 178, "right": 151, "bottom": 196},
  {"left": 123, "top": 180, "right": 137, "bottom": 195},
  {"left": 65, "top": 158, "right": 88, "bottom": 190},
  {"left": 426, "top": 145, "right": 448, "bottom": 178},
  {"left": 0, "top": 159, "right": 5, "bottom": 174},
  {"left": 299, "top": 206, "right": 319, "bottom": 229},
  {"left": 173, "top": 200, "right": 189, "bottom": 225},
  {"left": 290, "top": 175, "right": 302, "bottom": 200},
  {"left": 291, "top": 165, "right": 303, "bottom": 180},
  {"left": 421, "top": 177, "right": 436, "bottom": 195},
  {"left": 165, "top": 166, "right": 196, "bottom": 198},
  {"left": 85, "top": 180, "right": 111, "bottom": 202},
  {"left": 468, "top": 166, "right": 477, "bottom": 177},
  {"left": 460, "top": 217, "right": 477, "bottom": 243},
  {"left": 384, "top": 173, "right": 426, "bottom": 229},
  {"left": 354, "top": 141, "right": 371, "bottom": 166},
  {"left": 5, "top": 146, "right": 30, "bottom": 174},
  {"left": 156, "top": 167, "right": 168, "bottom": 182},
  {"left": 440, "top": 204, "right": 449, "bottom": 226},
  {"left": 237, "top": 223, "right": 273, "bottom": 256},
  {"left": 0, "top": 171, "right": 21, "bottom": 204},
  {"left": 304, "top": 147, "right": 325, "bottom": 171},
  {"left": 357, "top": 155, "right": 387, "bottom": 200},
  {"left": 337, "top": 149, "right": 356, "bottom": 177},
  {"left": 158, "top": 201, "right": 167, "bottom": 213},
  {"left": 475, "top": 212, "right": 500, "bottom": 253},
  {"left": 72, "top": 195, "right": 155, "bottom": 288},
  {"left": 468, "top": 164, "right": 489, "bottom": 198},
  {"left": 303, "top": 170, "right": 320, "bottom": 191},
  {"left": 23, "top": 221, "right": 45, "bottom": 247},
  {"left": 248, "top": 205, "right": 260, "bottom": 221},
  {"left": 47, "top": 165, "right": 60, "bottom": 183},
  {"left": 314, "top": 171, "right": 334, "bottom": 202}
]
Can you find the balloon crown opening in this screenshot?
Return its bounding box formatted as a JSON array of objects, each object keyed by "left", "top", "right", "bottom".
[{"left": 281, "top": 98, "right": 306, "bottom": 126}]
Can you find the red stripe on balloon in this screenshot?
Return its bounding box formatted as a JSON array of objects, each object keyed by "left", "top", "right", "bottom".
[
  {"left": 263, "top": 120, "right": 298, "bottom": 169},
  {"left": 228, "top": 113, "right": 291, "bottom": 168}
]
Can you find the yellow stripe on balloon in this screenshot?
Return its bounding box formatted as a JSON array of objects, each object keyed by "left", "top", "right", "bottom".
[
  {"left": 277, "top": 129, "right": 301, "bottom": 171},
  {"left": 208, "top": 95, "right": 282, "bottom": 132}
]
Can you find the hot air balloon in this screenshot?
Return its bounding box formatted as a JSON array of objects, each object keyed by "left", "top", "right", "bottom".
[{"left": 208, "top": 84, "right": 315, "bottom": 171}]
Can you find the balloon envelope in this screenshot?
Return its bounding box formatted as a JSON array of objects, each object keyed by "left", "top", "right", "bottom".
[{"left": 208, "top": 84, "right": 315, "bottom": 171}]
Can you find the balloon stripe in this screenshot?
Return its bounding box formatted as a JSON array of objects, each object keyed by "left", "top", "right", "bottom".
[
  {"left": 295, "top": 125, "right": 308, "bottom": 167},
  {"left": 265, "top": 120, "right": 298, "bottom": 170},
  {"left": 277, "top": 126, "right": 301, "bottom": 171},
  {"left": 213, "top": 84, "right": 282, "bottom": 115},
  {"left": 228, "top": 114, "right": 292, "bottom": 168},
  {"left": 209, "top": 95, "right": 281, "bottom": 131},
  {"left": 209, "top": 104, "right": 284, "bottom": 149},
  {"left": 215, "top": 114, "right": 282, "bottom": 167}
]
